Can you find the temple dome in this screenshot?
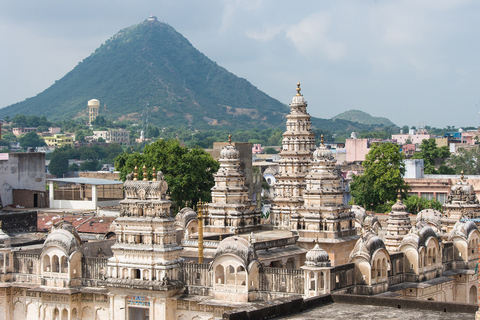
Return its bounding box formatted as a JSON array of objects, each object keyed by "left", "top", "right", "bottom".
[
  {"left": 220, "top": 145, "right": 240, "bottom": 160},
  {"left": 391, "top": 198, "right": 407, "bottom": 212},
  {"left": 312, "top": 144, "right": 333, "bottom": 160},
  {"left": 176, "top": 207, "right": 197, "bottom": 228},
  {"left": 305, "top": 243, "right": 331, "bottom": 267},
  {"left": 214, "top": 236, "right": 257, "bottom": 266},
  {"left": 44, "top": 221, "right": 82, "bottom": 255},
  {"left": 349, "top": 232, "right": 386, "bottom": 262},
  {"left": 449, "top": 220, "right": 478, "bottom": 241},
  {"left": 352, "top": 205, "right": 367, "bottom": 223}
]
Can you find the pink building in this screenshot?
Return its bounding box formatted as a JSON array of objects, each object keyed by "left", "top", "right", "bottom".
[
  {"left": 345, "top": 139, "right": 370, "bottom": 163},
  {"left": 391, "top": 132, "right": 435, "bottom": 145},
  {"left": 252, "top": 144, "right": 264, "bottom": 154}
]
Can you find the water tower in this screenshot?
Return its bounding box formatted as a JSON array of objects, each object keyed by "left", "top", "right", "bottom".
[{"left": 88, "top": 99, "right": 100, "bottom": 123}]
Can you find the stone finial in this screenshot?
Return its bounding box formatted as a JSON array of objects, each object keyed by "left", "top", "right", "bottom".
[
  {"left": 228, "top": 134, "right": 232, "bottom": 145},
  {"left": 461, "top": 170, "right": 465, "bottom": 181},
  {"left": 134, "top": 166, "right": 138, "bottom": 181},
  {"left": 143, "top": 165, "right": 148, "bottom": 181},
  {"left": 152, "top": 167, "right": 157, "bottom": 181},
  {"left": 296, "top": 82, "right": 301, "bottom": 96},
  {"left": 321, "top": 134, "right": 324, "bottom": 146}
]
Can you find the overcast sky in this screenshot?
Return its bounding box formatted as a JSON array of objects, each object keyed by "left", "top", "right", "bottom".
[{"left": 1, "top": 0, "right": 479, "bottom": 128}]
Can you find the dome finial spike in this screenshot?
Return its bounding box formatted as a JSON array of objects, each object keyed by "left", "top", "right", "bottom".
[
  {"left": 228, "top": 134, "right": 232, "bottom": 145},
  {"left": 134, "top": 166, "right": 138, "bottom": 181},
  {"left": 321, "top": 134, "right": 324, "bottom": 146},
  {"left": 461, "top": 170, "right": 465, "bottom": 181},
  {"left": 296, "top": 82, "right": 302, "bottom": 96}
]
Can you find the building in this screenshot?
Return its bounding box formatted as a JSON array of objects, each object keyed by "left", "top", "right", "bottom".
[
  {"left": 88, "top": 99, "right": 100, "bottom": 124},
  {"left": 43, "top": 134, "right": 74, "bottom": 148},
  {"left": 392, "top": 128, "right": 435, "bottom": 145},
  {"left": 0, "top": 83, "right": 478, "bottom": 319},
  {"left": 345, "top": 138, "right": 370, "bottom": 163},
  {"left": 93, "top": 129, "right": 129, "bottom": 144},
  {"left": 0, "top": 152, "right": 46, "bottom": 208},
  {"left": 12, "top": 127, "right": 37, "bottom": 137}
]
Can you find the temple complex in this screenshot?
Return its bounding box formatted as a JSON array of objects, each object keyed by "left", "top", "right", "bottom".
[{"left": 0, "top": 83, "right": 478, "bottom": 319}]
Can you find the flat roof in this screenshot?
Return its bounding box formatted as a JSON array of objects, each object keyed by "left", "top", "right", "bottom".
[
  {"left": 47, "top": 177, "right": 123, "bottom": 186},
  {"left": 276, "top": 302, "right": 474, "bottom": 320}
]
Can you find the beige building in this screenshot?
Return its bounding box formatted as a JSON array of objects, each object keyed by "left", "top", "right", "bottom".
[{"left": 93, "top": 129, "right": 129, "bottom": 144}]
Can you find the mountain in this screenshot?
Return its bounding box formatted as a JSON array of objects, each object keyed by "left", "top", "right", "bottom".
[
  {"left": 331, "top": 110, "right": 395, "bottom": 127},
  {"left": 0, "top": 16, "right": 288, "bottom": 129}
]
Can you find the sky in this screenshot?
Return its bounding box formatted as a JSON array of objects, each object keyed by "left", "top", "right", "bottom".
[{"left": 1, "top": 0, "right": 479, "bottom": 128}]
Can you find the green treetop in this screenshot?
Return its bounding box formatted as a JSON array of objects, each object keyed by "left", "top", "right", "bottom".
[
  {"left": 115, "top": 139, "right": 219, "bottom": 212},
  {"left": 412, "top": 138, "right": 452, "bottom": 174},
  {"left": 350, "top": 142, "right": 409, "bottom": 212}
]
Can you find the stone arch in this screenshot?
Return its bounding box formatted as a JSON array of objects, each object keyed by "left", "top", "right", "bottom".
[
  {"left": 43, "top": 254, "right": 51, "bottom": 272},
  {"left": 469, "top": 285, "right": 477, "bottom": 304},
  {"left": 82, "top": 306, "right": 94, "bottom": 320},
  {"left": 26, "top": 302, "right": 38, "bottom": 320},
  {"left": 95, "top": 307, "right": 108, "bottom": 320},
  {"left": 52, "top": 307, "right": 60, "bottom": 320},
  {"left": 13, "top": 301, "right": 25, "bottom": 318},
  {"left": 226, "top": 265, "right": 235, "bottom": 285},
  {"left": 52, "top": 255, "right": 60, "bottom": 272},
  {"left": 177, "top": 315, "right": 188, "bottom": 320},
  {"left": 60, "top": 256, "right": 68, "bottom": 273},
  {"left": 215, "top": 265, "right": 224, "bottom": 284},
  {"left": 61, "top": 308, "right": 68, "bottom": 320},
  {"left": 71, "top": 308, "right": 78, "bottom": 320}
]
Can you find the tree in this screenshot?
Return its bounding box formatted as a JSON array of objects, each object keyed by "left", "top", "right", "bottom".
[
  {"left": 18, "top": 131, "right": 46, "bottom": 149},
  {"left": 412, "top": 138, "right": 452, "bottom": 174},
  {"left": 49, "top": 152, "right": 69, "bottom": 177},
  {"left": 104, "top": 143, "right": 124, "bottom": 163},
  {"left": 350, "top": 142, "right": 409, "bottom": 212},
  {"left": 91, "top": 115, "right": 106, "bottom": 127},
  {"left": 97, "top": 137, "right": 105, "bottom": 142},
  {"left": 115, "top": 139, "right": 219, "bottom": 211},
  {"left": 448, "top": 146, "right": 480, "bottom": 175},
  {"left": 68, "top": 163, "right": 79, "bottom": 172},
  {"left": 403, "top": 195, "right": 442, "bottom": 214},
  {"left": 264, "top": 147, "right": 279, "bottom": 154},
  {"left": 80, "top": 159, "right": 101, "bottom": 171}
]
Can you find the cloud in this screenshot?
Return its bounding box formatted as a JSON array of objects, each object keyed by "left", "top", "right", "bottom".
[{"left": 285, "top": 12, "right": 346, "bottom": 61}]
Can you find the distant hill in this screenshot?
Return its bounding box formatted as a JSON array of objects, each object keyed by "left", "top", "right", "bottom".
[
  {"left": 0, "top": 16, "right": 288, "bottom": 130},
  {"left": 332, "top": 110, "right": 395, "bottom": 127}
]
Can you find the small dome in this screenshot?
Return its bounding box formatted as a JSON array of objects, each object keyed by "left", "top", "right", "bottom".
[
  {"left": 43, "top": 221, "right": 82, "bottom": 255},
  {"left": 291, "top": 82, "right": 305, "bottom": 105},
  {"left": 449, "top": 220, "right": 478, "bottom": 241},
  {"left": 391, "top": 198, "right": 407, "bottom": 212},
  {"left": 402, "top": 223, "right": 439, "bottom": 250},
  {"left": 0, "top": 227, "right": 11, "bottom": 248},
  {"left": 352, "top": 205, "right": 367, "bottom": 223},
  {"left": 349, "top": 232, "right": 386, "bottom": 262},
  {"left": 312, "top": 144, "right": 333, "bottom": 160},
  {"left": 176, "top": 207, "right": 197, "bottom": 228},
  {"left": 220, "top": 145, "right": 240, "bottom": 160},
  {"left": 215, "top": 236, "right": 257, "bottom": 266},
  {"left": 305, "top": 243, "right": 331, "bottom": 267}
]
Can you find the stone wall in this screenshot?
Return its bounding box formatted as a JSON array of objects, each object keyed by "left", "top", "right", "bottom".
[
  {"left": 79, "top": 171, "right": 120, "bottom": 180},
  {"left": 180, "top": 261, "right": 211, "bottom": 296},
  {"left": 331, "top": 263, "right": 355, "bottom": 291},
  {"left": 0, "top": 211, "right": 37, "bottom": 233},
  {"left": 82, "top": 256, "right": 108, "bottom": 286},
  {"left": 259, "top": 267, "right": 304, "bottom": 295}
]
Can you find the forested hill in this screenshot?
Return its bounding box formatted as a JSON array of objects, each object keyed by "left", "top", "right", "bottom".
[
  {"left": 0, "top": 17, "right": 288, "bottom": 130},
  {"left": 332, "top": 109, "right": 395, "bottom": 127}
]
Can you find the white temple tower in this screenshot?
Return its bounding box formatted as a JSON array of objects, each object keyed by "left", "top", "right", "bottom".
[
  {"left": 271, "top": 83, "right": 315, "bottom": 229},
  {"left": 384, "top": 197, "right": 412, "bottom": 253}
]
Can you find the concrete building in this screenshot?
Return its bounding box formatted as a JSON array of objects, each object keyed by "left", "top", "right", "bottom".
[
  {"left": 43, "top": 134, "right": 74, "bottom": 148},
  {"left": 93, "top": 129, "right": 129, "bottom": 144},
  {"left": 0, "top": 152, "right": 46, "bottom": 208},
  {"left": 12, "top": 127, "right": 37, "bottom": 137},
  {"left": 392, "top": 129, "right": 435, "bottom": 145},
  {"left": 345, "top": 138, "right": 370, "bottom": 163}
]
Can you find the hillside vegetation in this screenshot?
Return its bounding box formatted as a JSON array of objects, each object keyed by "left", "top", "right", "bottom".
[
  {"left": 332, "top": 109, "right": 395, "bottom": 127},
  {"left": 0, "top": 18, "right": 288, "bottom": 130}
]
